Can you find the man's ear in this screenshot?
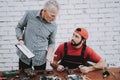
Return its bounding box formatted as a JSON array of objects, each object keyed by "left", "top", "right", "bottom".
[
  {"left": 83, "top": 39, "right": 85, "bottom": 42},
  {"left": 82, "top": 39, "right": 86, "bottom": 44},
  {"left": 41, "top": 9, "right": 46, "bottom": 18}
]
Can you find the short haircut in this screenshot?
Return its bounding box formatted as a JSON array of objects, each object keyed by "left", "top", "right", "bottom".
[{"left": 44, "top": 0, "right": 59, "bottom": 11}]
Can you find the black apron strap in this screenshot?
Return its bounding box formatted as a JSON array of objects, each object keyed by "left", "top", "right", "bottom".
[
  {"left": 81, "top": 41, "right": 86, "bottom": 65},
  {"left": 64, "top": 42, "right": 68, "bottom": 55}
]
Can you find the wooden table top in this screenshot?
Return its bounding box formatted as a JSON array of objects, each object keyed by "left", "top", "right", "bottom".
[
  {"left": 85, "top": 68, "right": 120, "bottom": 80},
  {"left": 5, "top": 68, "right": 120, "bottom": 80}
]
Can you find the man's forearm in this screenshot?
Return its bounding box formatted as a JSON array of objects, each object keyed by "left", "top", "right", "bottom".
[
  {"left": 79, "top": 60, "right": 107, "bottom": 73},
  {"left": 47, "top": 47, "right": 54, "bottom": 54},
  {"left": 93, "top": 59, "right": 107, "bottom": 69},
  {"left": 46, "top": 47, "right": 54, "bottom": 62}
]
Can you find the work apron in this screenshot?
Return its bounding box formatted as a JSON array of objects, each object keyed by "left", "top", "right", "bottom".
[{"left": 60, "top": 42, "right": 86, "bottom": 69}]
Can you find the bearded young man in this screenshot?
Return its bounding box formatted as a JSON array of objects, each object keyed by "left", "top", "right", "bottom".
[{"left": 51, "top": 28, "right": 107, "bottom": 73}]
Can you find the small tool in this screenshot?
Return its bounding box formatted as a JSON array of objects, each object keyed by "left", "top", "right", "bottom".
[{"left": 103, "top": 70, "right": 110, "bottom": 78}]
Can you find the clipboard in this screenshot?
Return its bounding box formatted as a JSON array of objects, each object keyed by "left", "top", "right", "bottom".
[{"left": 15, "top": 44, "right": 35, "bottom": 58}]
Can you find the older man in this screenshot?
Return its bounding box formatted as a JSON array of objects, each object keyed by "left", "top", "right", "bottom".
[{"left": 16, "top": 0, "right": 60, "bottom": 70}]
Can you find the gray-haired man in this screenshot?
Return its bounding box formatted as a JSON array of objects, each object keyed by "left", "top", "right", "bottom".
[{"left": 15, "top": 0, "right": 60, "bottom": 70}]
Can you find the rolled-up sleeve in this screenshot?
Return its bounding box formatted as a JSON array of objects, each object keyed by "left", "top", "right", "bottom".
[{"left": 15, "top": 12, "right": 28, "bottom": 39}]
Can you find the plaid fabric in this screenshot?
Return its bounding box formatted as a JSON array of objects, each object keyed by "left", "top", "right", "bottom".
[{"left": 16, "top": 10, "right": 57, "bottom": 66}]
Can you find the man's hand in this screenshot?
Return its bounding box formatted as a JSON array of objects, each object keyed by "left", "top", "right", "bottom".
[
  {"left": 79, "top": 66, "right": 90, "bottom": 73},
  {"left": 79, "top": 65, "right": 94, "bottom": 73},
  {"left": 82, "top": 75, "right": 91, "bottom": 80},
  {"left": 18, "top": 40, "right": 24, "bottom": 44},
  {"left": 57, "top": 65, "right": 65, "bottom": 72},
  {"left": 50, "top": 61, "right": 58, "bottom": 69},
  {"left": 50, "top": 61, "right": 65, "bottom": 72}
]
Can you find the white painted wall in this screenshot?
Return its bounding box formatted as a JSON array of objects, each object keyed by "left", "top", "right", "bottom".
[{"left": 0, "top": 0, "right": 120, "bottom": 71}]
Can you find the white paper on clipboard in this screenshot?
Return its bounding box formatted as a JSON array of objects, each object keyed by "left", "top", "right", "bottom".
[{"left": 15, "top": 44, "right": 35, "bottom": 58}]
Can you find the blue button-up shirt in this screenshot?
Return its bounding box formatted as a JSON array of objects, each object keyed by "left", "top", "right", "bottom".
[{"left": 15, "top": 10, "right": 57, "bottom": 66}]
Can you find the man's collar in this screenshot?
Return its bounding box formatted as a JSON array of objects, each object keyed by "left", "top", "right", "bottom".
[{"left": 36, "top": 9, "right": 42, "bottom": 19}]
